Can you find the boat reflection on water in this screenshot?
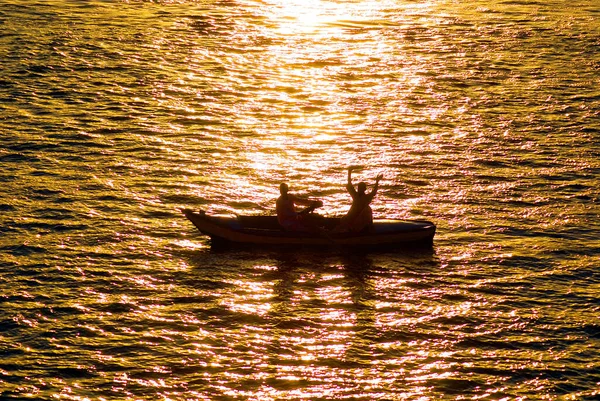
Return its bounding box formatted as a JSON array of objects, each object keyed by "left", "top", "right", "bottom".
[{"left": 185, "top": 246, "right": 442, "bottom": 398}]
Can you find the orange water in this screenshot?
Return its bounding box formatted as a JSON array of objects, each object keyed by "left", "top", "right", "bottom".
[{"left": 1, "top": 1, "right": 599, "bottom": 399}]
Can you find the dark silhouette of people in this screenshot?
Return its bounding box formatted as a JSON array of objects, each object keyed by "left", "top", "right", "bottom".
[
  {"left": 276, "top": 183, "right": 323, "bottom": 232},
  {"left": 335, "top": 166, "right": 383, "bottom": 233}
]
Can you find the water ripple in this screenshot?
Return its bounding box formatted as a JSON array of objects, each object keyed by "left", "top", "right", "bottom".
[{"left": 1, "top": 0, "right": 599, "bottom": 399}]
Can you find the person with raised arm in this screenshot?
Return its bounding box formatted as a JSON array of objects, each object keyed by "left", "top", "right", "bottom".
[{"left": 335, "top": 166, "right": 383, "bottom": 233}]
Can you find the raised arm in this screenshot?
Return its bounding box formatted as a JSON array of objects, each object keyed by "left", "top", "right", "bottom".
[
  {"left": 346, "top": 166, "right": 357, "bottom": 195},
  {"left": 369, "top": 173, "right": 383, "bottom": 198},
  {"left": 347, "top": 166, "right": 354, "bottom": 186}
]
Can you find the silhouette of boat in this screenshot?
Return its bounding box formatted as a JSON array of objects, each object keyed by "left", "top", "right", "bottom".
[{"left": 183, "top": 209, "right": 436, "bottom": 248}]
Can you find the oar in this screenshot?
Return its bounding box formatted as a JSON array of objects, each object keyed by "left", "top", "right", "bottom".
[{"left": 299, "top": 201, "right": 337, "bottom": 245}]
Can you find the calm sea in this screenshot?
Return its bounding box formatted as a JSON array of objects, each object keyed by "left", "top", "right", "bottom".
[{"left": 1, "top": 0, "right": 599, "bottom": 399}]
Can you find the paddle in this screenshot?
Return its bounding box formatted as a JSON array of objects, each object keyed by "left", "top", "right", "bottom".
[{"left": 297, "top": 200, "right": 338, "bottom": 244}]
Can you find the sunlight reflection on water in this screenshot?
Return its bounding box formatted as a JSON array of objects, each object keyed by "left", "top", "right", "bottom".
[{"left": 1, "top": 0, "right": 599, "bottom": 399}]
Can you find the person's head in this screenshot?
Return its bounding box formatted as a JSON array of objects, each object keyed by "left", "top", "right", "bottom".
[
  {"left": 357, "top": 182, "right": 367, "bottom": 194},
  {"left": 279, "top": 183, "right": 289, "bottom": 195}
]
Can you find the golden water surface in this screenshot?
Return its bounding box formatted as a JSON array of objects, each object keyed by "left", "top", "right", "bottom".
[{"left": 0, "top": 0, "right": 599, "bottom": 399}]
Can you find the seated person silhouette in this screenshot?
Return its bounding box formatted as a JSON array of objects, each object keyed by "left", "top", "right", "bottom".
[{"left": 276, "top": 183, "right": 322, "bottom": 232}]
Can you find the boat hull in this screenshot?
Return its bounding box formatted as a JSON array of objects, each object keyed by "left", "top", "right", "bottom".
[{"left": 183, "top": 209, "right": 436, "bottom": 249}]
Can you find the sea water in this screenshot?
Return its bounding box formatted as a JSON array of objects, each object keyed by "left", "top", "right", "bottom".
[{"left": 1, "top": 0, "right": 599, "bottom": 399}]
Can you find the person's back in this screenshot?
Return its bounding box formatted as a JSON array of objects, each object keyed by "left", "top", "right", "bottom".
[
  {"left": 276, "top": 183, "right": 322, "bottom": 232},
  {"left": 276, "top": 192, "right": 297, "bottom": 228}
]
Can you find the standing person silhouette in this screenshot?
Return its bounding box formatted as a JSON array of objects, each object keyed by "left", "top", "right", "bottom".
[
  {"left": 335, "top": 166, "right": 383, "bottom": 233},
  {"left": 276, "top": 183, "right": 322, "bottom": 232}
]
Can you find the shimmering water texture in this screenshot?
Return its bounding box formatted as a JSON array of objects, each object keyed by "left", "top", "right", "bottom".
[{"left": 1, "top": 0, "right": 599, "bottom": 399}]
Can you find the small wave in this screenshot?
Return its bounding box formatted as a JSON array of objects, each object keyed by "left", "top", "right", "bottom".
[
  {"left": 428, "top": 377, "right": 482, "bottom": 393},
  {"left": 0, "top": 203, "right": 16, "bottom": 211},
  {"left": 1, "top": 244, "right": 47, "bottom": 256},
  {"left": 49, "top": 366, "right": 98, "bottom": 379},
  {"left": 0, "top": 153, "right": 41, "bottom": 163}
]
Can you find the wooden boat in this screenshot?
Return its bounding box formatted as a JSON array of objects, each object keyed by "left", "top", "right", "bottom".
[{"left": 182, "top": 209, "right": 436, "bottom": 248}]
